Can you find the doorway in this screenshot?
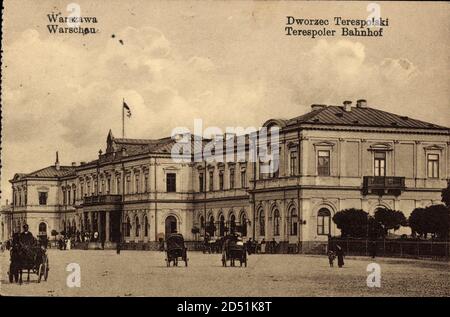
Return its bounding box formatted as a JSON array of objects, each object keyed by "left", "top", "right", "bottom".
[{"left": 165, "top": 216, "right": 177, "bottom": 238}]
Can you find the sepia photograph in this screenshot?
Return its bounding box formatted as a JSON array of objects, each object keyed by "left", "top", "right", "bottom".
[{"left": 0, "top": 0, "right": 449, "bottom": 305}]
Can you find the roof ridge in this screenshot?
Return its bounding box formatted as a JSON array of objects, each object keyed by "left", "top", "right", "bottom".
[{"left": 364, "top": 106, "right": 449, "bottom": 129}]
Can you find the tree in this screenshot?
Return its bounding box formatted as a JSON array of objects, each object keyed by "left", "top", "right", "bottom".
[
  {"left": 442, "top": 181, "right": 450, "bottom": 207},
  {"left": 51, "top": 229, "right": 59, "bottom": 243},
  {"left": 374, "top": 208, "right": 407, "bottom": 236},
  {"left": 332, "top": 208, "right": 369, "bottom": 238},
  {"left": 409, "top": 205, "right": 450, "bottom": 240},
  {"left": 426, "top": 204, "right": 449, "bottom": 240},
  {"left": 409, "top": 208, "right": 427, "bottom": 238}
]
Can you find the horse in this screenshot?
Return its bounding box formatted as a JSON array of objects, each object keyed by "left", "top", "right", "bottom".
[{"left": 9, "top": 233, "right": 42, "bottom": 284}]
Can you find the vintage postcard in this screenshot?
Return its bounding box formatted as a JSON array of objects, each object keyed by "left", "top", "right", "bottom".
[{"left": 0, "top": 0, "right": 449, "bottom": 303}]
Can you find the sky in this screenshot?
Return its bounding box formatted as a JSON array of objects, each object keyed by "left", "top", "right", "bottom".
[{"left": 1, "top": 0, "right": 450, "bottom": 204}]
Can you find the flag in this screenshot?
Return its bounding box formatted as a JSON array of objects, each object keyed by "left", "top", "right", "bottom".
[{"left": 123, "top": 101, "right": 132, "bottom": 118}]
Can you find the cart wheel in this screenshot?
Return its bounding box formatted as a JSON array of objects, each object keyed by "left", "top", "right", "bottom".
[
  {"left": 8, "top": 263, "right": 14, "bottom": 283},
  {"left": 37, "top": 264, "right": 43, "bottom": 283},
  {"left": 43, "top": 257, "right": 49, "bottom": 281}
]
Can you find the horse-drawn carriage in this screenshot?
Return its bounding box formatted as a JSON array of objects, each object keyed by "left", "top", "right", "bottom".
[
  {"left": 203, "top": 236, "right": 222, "bottom": 254},
  {"left": 221, "top": 235, "right": 247, "bottom": 267},
  {"left": 165, "top": 233, "right": 188, "bottom": 267},
  {"left": 8, "top": 234, "right": 49, "bottom": 284}
]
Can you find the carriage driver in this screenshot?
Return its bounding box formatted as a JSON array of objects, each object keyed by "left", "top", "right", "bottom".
[{"left": 20, "top": 224, "right": 36, "bottom": 248}]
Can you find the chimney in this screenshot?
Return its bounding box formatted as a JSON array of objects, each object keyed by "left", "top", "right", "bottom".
[
  {"left": 80, "top": 161, "right": 86, "bottom": 165},
  {"left": 343, "top": 100, "right": 352, "bottom": 112},
  {"left": 55, "top": 151, "right": 60, "bottom": 171},
  {"left": 311, "top": 104, "right": 327, "bottom": 111},
  {"left": 71, "top": 162, "right": 77, "bottom": 167},
  {"left": 356, "top": 99, "right": 367, "bottom": 108}
]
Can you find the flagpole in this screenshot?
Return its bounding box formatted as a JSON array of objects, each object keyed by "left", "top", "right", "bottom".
[{"left": 122, "top": 98, "right": 125, "bottom": 138}]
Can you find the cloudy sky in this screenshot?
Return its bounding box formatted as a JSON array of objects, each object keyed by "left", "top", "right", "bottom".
[{"left": 1, "top": 0, "right": 449, "bottom": 204}]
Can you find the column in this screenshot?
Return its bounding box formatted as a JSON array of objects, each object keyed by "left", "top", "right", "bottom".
[{"left": 105, "top": 211, "right": 110, "bottom": 242}]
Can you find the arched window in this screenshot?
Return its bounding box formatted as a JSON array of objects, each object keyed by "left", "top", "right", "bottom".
[
  {"left": 207, "top": 215, "right": 215, "bottom": 236},
  {"left": 219, "top": 215, "right": 225, "bottom": 236},
  {"left": 273, "top": 209, "right": 280, "bottom": 236},
  {"left": 200, "top": 215, "right": 205, "bottom": 231},
  {"left": 240, "top": 213, "right": 247, "bottom": 236},
  {"left": 125, "top": 216, "right": 131, "bottom": 237},
  {"left": 317, "top": 208, "right": 331, "bottom": 235},
  {"left": 144, "top": 216, "right": 149, "bottom": 237},
  {"left": 289, "top": 207, "right": 298, "bottom": 236},
  {"left": 230, "top": 214, "right": 236, "bottom": 234},
  {"left": 259, "top": 209, "right": 265, "bottom": 236},
  {"left": 39, "top": 222, "right": 47, "bottom": 234},
  {"left": 135, "top": 216, "right": 140, "bottom": 237}
]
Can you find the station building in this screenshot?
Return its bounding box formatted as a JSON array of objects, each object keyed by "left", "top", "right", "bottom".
[{"left": 2, "top": 100, "right": 449, "bottom": 252}]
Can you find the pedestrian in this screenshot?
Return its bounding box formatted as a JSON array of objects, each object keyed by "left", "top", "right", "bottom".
[
  {"left": 336, "top": 245, "right": 345, "bottom": 268},
  {"left": 370, "top": 240, "right": 377, "bottom": 259},
  {"left": 116, "top": 241, "right": 121, "bottom": 254},
  {"left": 260, "top": 238, "right": 266, "bottom": 254},
  {"left": 327, "top": 250, "right": 336, "bottom": 267},
  {"left": 271, "top": 238, "right": 278, "bottom": 254},
  {"left": 247, "top": 238, "right": 253, "bottom": 255}
]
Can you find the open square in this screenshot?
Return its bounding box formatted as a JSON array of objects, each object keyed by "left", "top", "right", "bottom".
[{"left": 1, "top": 250, "right": 449, "bottom": 297}]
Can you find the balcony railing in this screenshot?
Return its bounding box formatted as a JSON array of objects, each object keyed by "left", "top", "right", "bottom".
[
  {"left": 83, "top": 194, "right": 122, "bottom": 205},
  {"left": 362, "top": 176, "right": 405, "bottom": 196}
]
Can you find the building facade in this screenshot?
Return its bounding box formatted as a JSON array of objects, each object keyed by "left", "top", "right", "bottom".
[{"left": 2, "top": 100, "right": 449, "bottom": 251}]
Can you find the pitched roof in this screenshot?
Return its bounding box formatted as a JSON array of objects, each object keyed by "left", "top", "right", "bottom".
[
  {"left": 285, "top": 105, "right": 449, "bottom": 130},
  {"left": 15, "top": 165, "right": 76, "bottom": 180}
]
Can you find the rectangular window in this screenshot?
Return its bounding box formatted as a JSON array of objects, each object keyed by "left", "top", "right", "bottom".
[
  {"left": 135, "top": 175, "right": 140, "bottom": 193},
  {"left": 80, "top": 183, "right": 84, "bottom": 197},
  {"left": 144, "top": 174, "right": 149, "bottom": 192},
  {"left": 166, "top": 173, "right": 176, "bottom": 192},
  {"left": 126, "top": 176, "right": 130, "bottom": 194},
  {"left": 199, "top": 172, "right": 204, "bottom": 192},
  {"left": 219, "top": 171, "right": 224, "bottom": 190},
  {"left": 229, "top": 169, "right": 235, "bottom": 189},
  {"left": 67, "top": 190, "right": 71, "bottom": 205},
  {"left": 117, "top": 178, "right": 121, "bottom": 194},
  {"left": 87, "top": 182, "right": 91, "bottom": 196},
  {"left": 427, "top": 154, "right": 439, "bottom": 178},
  {"left": 38, "top": 192, "right": 48, "bottom": 205},
  {"left": 107, "top": 178, "right": 111, "bottom": 194},
  {"left": 73, "top": 189, "right": 76, "bottom": 204},
  {"left": 63, "top": 190, "right": 66, "bottom": 205},
  {"left": 209, "top": 171, "right": 214, "bottom": 191},
  {"left": 374, "top": 151, "right": 386, "bottom": 177},
  {"left": 241, "top": 170, "right": 246, "bottom": 188},
  {"left": 317, "top": 150, "right": 330, "bottom": 176},
  {"left": 290, "top": 150, "right": 298, "bottom": 176}
]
